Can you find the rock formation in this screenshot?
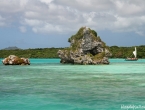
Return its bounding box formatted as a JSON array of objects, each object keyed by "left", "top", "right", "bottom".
[
  {"left": 2, "top": 55, "right": 30, "bottom": 65},
  {"left": 57, "top": 27, "right": 112, "bottom": 65}
]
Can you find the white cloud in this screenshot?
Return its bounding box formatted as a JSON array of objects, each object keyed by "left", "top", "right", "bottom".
[
  {"left": 0, "top": 15, "right": 6, "bottom": 26},
  {"left": 0, "top": 0, "right": 145, "bottom": 36},
  {"left": 39, "top": 0, "right": 54, "bottom": 4},
  {"left": 32, "top": 24, "right": 62, "bottom": 33},
  {"left": 113, "top": 0, "right": 145, "bottom": 16},
  {"left": 0, "top": 22, "right": 5, "bottom": 27},
  {"left": 0, "top": 15, "right": 5, "bottom": 20},
  {"left": 19, "top": 26, "right": 27, "bottom": 33},
  {"left": 24, "top": 19, "right": 43, "bottom": 27},
  {"left": 136, "top": 31, "right": 144, "bottom": 36}
]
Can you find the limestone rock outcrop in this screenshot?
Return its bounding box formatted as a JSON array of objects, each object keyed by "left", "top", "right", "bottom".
[
  {"left": 57, "top": 27, "right": 112, "bottom": 65},
  {"left": 2, "top": 55, "right": 30, "bottom": 65}
]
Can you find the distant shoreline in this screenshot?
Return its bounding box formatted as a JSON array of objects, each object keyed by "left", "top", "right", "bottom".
[{"left": 0, "top": 45, "right": 145, "bottom": 58}]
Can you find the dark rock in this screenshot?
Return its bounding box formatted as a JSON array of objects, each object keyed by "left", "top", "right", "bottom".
[{"left": 58, "top": 27, "right": 112, "bottom": 65}]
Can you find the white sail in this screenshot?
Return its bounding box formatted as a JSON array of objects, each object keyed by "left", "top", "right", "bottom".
[{"left": 133, "top": 47, "right": 137, "bottom": 58}]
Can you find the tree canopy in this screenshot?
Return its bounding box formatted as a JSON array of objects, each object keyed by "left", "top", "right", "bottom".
[{"left": 0, "top": 46, "right": 145, "bottom": 58}]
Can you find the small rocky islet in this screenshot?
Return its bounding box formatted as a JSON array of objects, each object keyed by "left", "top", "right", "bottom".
[
  {"left": 58, "top": 26, "right": 112, "bottom": 65},
  {"left": 2, "top": 55, "right": 30, "bottom": 65}
]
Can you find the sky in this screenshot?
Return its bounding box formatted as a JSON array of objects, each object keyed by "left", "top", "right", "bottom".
[{"left": 0, "top": 0, "right": 145, "bottom": 49}]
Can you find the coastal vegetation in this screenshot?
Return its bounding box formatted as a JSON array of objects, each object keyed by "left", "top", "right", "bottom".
[
  {"left": 109, "top": 45, "right": 145, "bottom": 58},
  {"left": 0, "top": 46, "right": 145, "bottom": 58},
  {"left": 0, "top": 48, "right": 62, "bottom": 58}
]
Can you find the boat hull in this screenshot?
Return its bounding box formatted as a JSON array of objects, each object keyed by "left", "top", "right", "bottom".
[{"left": 125, "top": 58, "right": 138, "bottom": 61}]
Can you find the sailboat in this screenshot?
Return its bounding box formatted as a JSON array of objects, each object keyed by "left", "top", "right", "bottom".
[{"left": 125, "top": 47, "right": 138, "bottom": 61}]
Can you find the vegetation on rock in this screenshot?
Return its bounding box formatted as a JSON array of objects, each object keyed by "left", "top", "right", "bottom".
[{"left": 58, "top": 27, "right": 111, "bottom": 65}]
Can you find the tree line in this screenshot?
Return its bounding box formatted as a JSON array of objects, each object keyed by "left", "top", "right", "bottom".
[
  {"left": 109, "top": 45, "right": 145, "bottom": 58},
  {"left": 0, "top": 46, "right": 145, "bottom": 58},
  {"left": 0, "top": 48, "right": 62, "bottom": 58}
]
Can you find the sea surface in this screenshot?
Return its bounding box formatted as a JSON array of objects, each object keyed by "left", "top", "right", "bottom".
[{"left": 0, "top": 58, "right": 145, "bottom": 110}]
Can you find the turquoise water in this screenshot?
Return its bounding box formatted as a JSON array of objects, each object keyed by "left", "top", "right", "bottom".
[{"left": 0, "top": 59, "right": 145, "bottom": 110}]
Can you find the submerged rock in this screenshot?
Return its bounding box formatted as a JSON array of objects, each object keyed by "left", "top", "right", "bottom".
[
  {"left": 2, "top": 55, "right": 30, "bottom": 65},
  {"left": 58, "top": 27, "right": 112, "bottom": 65}
]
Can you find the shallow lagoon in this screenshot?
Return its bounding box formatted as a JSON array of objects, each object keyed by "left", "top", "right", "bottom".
[{"left": 0, "top": 59, "right": 145, "bottom": 110}]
